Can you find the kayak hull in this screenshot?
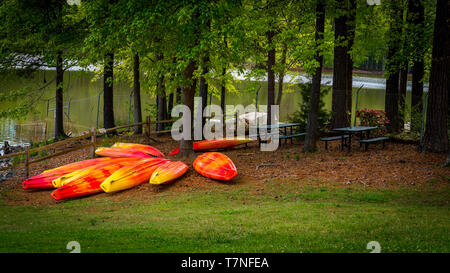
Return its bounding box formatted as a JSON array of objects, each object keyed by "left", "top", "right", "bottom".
[
  {"left": 169, "top": 138, "right": 253, "bottom": 155},
  {"left": 95, "top": 147, "right": 152, "bottom": 158},
  {"left": 50, "top": 161, "right": 135, "bottom": 200},
  {"left": 193, "top": 152, "right": 237, "bottom": 181},
  {"left": 150, "top": 161, "right": 189, "bottom": 185},
  {"left": 22, "top": 157, "right": 118, "bottom": 190},
  {"left": 193, "top": 138, "right": 253, "bottom": 151},
  {"left": 112, "top": 143, "right": 164, "bottom": 157},
  {"left": 100, "top": 158, "right": 170, "bottom": 193},
  {"left": 51, "top": 158, "right": 140, "bottom": 188}
]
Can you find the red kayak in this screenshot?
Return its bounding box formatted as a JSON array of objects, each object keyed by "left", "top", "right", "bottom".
[
  {"left": 169, "top": 137, "right": 253, "bottom": 155},
  {"left": 193, "top": 152, "right": 237, "bottom": 181},
  {"left": 95, "top": 147, "right": 152, "bottom": 158},
  {"left": 111, "top": 143, "right": 164, "bottom": 157},
  {"left": 50, "top": 160, "right": 135, "bottom": 200},
  {"left": 22, "top": 157, "right": 121, "bottom": 190}
]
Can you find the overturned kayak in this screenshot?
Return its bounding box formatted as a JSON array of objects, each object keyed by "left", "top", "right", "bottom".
[
  {"left": 100, "top": 158, "right": 170, "bottom": 193},
  {"left": 169, "top": 137, "right": 253, "bottom": 155},
  {"left": 112, "top": 143, "right": 164, "bottom": 157},
  {"left": 95, "top": 147, "right": 152, "bottom": 158},
  {"left": 149, "top": 161, "right": 189, "bottom": 185},
  {"left": 22, "top": 157, "right": 118, "bottom": 190},
  {"left": 193, "top": 152, "right": 237, "bottom": 181},
  {"left": 51, "top": 158, "right": 140, "bottom": 188},
  {"left": 50, "top": 160, "right": 136, "bottom": 200}
]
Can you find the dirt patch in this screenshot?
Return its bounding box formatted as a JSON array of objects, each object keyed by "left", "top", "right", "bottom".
[{"left": 0, "top": 134, "right": 448, "bottom": 206}]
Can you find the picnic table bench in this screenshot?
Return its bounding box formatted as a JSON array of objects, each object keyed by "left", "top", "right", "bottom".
[
  {"left": 331, "top": 126, "right": 379, "bottom": 152},
  {"left": 320, "top": 135, "right": 350, "bottom": 151},
  {"left": 359, "top": 136, "right": 389, "bottom": 151},
  {"left": 250, "top": 123, "right": 306, "bottom": 146}
]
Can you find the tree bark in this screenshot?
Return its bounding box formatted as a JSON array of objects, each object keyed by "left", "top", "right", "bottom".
[
  {"left": 176, "top": 86, "right": 182, "bottom": 104},
  {"left": 420, "top": 0, "right": 449, "bottom": 153},
  {"left": 267, "top": 30, "right": 276, "bottom": 127},
  {"left": 133, "top": 53, "right": 142, "bottom": 134},
  {"left": 399, "top": 64, "right": 408, "bottom": 128},
  {"left": 220, "top": 37, "right": 228, "bottom": 129},
  {"left": 156, "top": 53, "right": 167, "bottom": 133},
  {"left": 276, "top": 42, "right": 287, "bottom": 106},
  {"left": 346, "top": 0, "right": 356, "bottom": 119},
  {"left": 179, "top": 60, "right": 197, "bottom": 158},
  {"left": 168, "top": 92, "right": 174, "bottom": 116},
  {"left": 331, "top": 0, "right": 353, "bottom": 128},
  {"left": 221, "top": 66, "right": 226, "bottom": 129},
  {"left": 199, "top": 54, "right": 209, "bottom": 136},
  {"left": 103, "top": 52, "right": 115, "bottom": 131},
  {"left": 303, "top": 0, "right": 325, "bottom": 153},
  {"left": 54, "top": 52, "right": 66, "bottom": 139},
  {"left": 408, "top": 0, "right": 425, "bottom": 130},
  {"left": 384, "top": 2, "right": 403, "bottom": 133}
]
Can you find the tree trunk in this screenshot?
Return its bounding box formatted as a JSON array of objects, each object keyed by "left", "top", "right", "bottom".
[
  {"left": 276, "top": 42, "right": 287, "bottom": 106},
  {"left": 408, "top": 0, "right": 425, "bottom": 131},
  {"left": 384, "top": 2, "right": 403, "bottom": 133},
  {"left": 133, "top": 53, "right": 142, "bottom": 134},
  {"left": 168, "top": 92, "right": 174, "bottom": 116},
  {"left": 176, "top": 86, "right": 182, "bottom": 104},
  {"left": 420, "top": 0, "right": 449, "bottom": 153},
  {"left": 303, "top": 0, "right": 325, "bottom": 153},
  {"left": 399, "top": 64, "right": 408, "bottom": 128},
  {"left": 199, "top": 54, "right": 209, "bottom": 136},
  {"left": 156, "top": 53, "right": 167, "bottom": 132},
  {"left": 103, "top": 52, "right": 115, "bottom": 131},
  {"left": 346, "top": 0, "right": 356, "bottom": 120},
  {"left": 220, "top": 37, "right": 228, "bottom": 129},
  {"left": 179, "top": 60, "right": 197, "bottom": 158},
  {"left": 221, "top": 66, "right": 226, "bottom": 129},
  {"left": 54, "top": 52, "right": 66, "bottom": 139},
  {"left": 331, "top": 0, "right": 353, "bottom": 128},
  {"left": 267, "top": 30, "right": 276, "bottom": 127}
]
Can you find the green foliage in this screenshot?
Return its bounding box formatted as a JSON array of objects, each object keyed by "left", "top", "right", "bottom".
[{"left": 288, "top": 82, "right": 331, "bottom": 133}]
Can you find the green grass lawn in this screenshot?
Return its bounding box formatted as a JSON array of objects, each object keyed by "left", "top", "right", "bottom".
[{"left": 0, "top": 179, "right": 448, "bottom": 253}]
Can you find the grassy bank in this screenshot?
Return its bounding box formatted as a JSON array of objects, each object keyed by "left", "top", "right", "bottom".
[{"left": 0, "top": 180, "right": 448, "bottom": 253}]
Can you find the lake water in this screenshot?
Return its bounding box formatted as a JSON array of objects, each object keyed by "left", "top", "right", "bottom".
[{"left": 0, "top": 70, "right": 420, "bottom": 145}]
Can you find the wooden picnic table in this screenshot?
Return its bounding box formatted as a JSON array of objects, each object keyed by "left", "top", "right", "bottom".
[
  {"left": 332, "top": 126, "right": 378, "bottom": 152},
  {"left": 250, "top": 123, "right": 306, "bottom": 145}
]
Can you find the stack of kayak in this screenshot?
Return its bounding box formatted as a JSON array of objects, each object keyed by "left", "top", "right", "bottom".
[{"left": 22, "top": 138, "right": 242, "bottom": 201}]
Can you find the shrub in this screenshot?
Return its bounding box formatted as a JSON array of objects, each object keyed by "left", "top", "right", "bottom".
[
  {"left": 288, "top": 82, "right": 331, "bottom": 133},
  {"left": 356, "top": 108, "right": 389, "bottom": 137}
]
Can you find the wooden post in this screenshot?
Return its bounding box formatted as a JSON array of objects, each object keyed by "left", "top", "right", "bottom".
[
  {"left": 91, "top": 127, "right": 97, "bottom": 159},
  {"left": 24, "top": 146, "right": 29, "bottom": 179},
  {"left": 146, "top": 116, "right": 151, "bottom": 141}
]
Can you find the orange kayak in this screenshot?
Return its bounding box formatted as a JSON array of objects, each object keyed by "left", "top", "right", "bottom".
[
  {"left": 50, "top": 160, "right": 137, "bottom": 200},
  {"left": 22, "top": 157, "right": 119, "bottom": 190},
  {"left": 95, "top": 147, "right": 152, "bottom": 158},
  {"left": 51, "top": 158, "right": 140, "bottom": 188},
  {"left": 169, "top": 137, "right": 253, "bottom": 155},
  {"left": 149, "top": 161, "right": 189, "bottom": 185},
  {"left": 100, "top": 158, "right": 170, "bottom": 193},
  {"left": 112, "top": 143, "right": 164, "bottom": 157},
  {"left": 193, "top": 152, "right": 237, "bottom": 181}
]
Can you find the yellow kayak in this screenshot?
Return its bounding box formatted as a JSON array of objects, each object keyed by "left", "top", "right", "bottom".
[
  {"left": 52, "top": 158, "right": 140, "bottom": 188},
  {"left": 100, "top": 158, "right": 170, "bottom": 193},
  {"left": 150, "top": 161, "right": 189, "bottom": 185}
]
